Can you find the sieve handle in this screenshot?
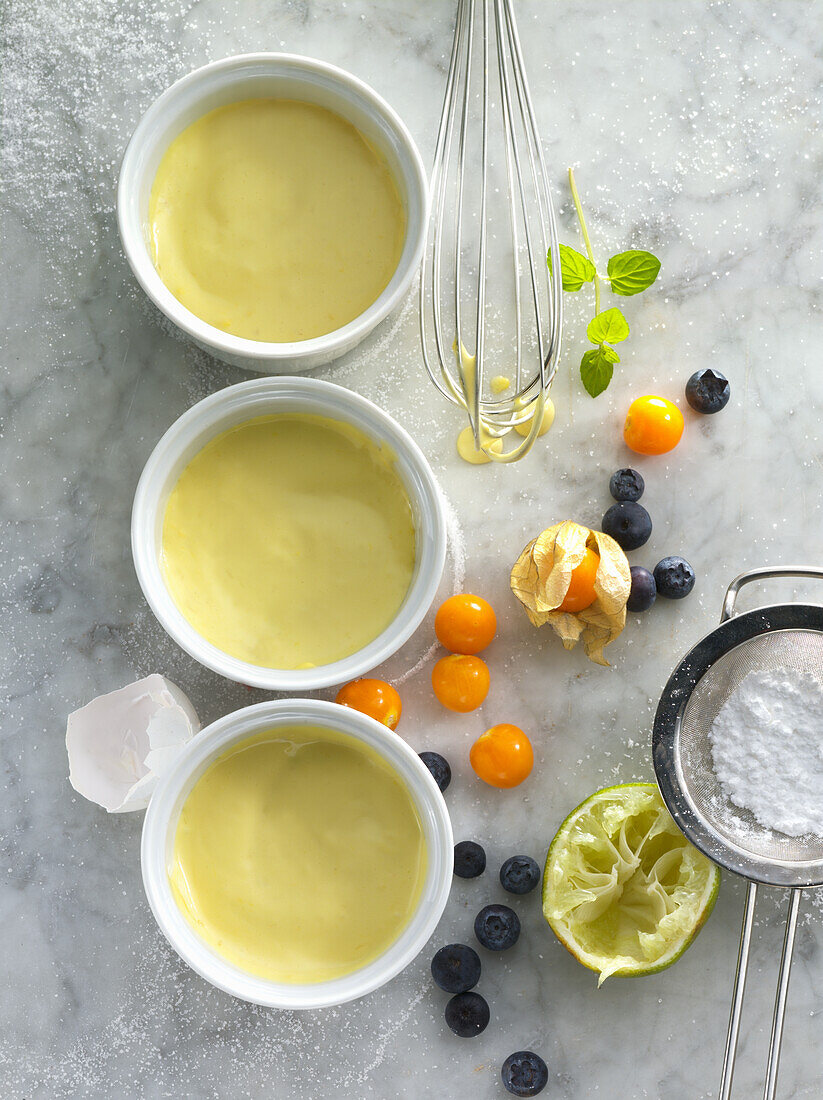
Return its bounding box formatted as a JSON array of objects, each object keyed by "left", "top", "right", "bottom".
[
  {"left": 718, "top": 883, "right": 804, "bottom": 1100},
  {"left": 721, "top": 566, "right": 823, "bottom": 622},
  {"left": 719, "top": 881, "right": 758, "bottom": 1100},
  {"left": 763, "top": 888, "right": 802, "bottom": 1100}
]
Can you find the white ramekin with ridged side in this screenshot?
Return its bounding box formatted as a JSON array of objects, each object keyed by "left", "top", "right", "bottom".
[
  {"left": 131, "top": 376, "right": 447, "bottom": 691},
  {"left": 142, "top": 698, "right": 453, "bottom": 1008},
  {"left": 117, "top": 53, "right": 428, "bottom": 371}
]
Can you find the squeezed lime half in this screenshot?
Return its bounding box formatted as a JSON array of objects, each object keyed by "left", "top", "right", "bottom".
[{"left": 542, "top": 783, "right": 720, "bottom": 984}]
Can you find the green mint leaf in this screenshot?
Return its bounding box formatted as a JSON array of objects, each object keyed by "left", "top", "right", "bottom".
[
  {"left": 580, "top": 346, "right": 620, "bottom": 397},
  {"left": 586, "top": 307, "right": 629, "bottom": 346},
  {"left": 548, "top": 244, "right": 596, "bottom": 292},
  {"left": 606, "top": 250, "right": 661, "bottom": 296}
]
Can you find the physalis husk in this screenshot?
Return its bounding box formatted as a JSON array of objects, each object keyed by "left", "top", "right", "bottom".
[{"left": 510, "top": 520, "right": 631, "bottom": 665}]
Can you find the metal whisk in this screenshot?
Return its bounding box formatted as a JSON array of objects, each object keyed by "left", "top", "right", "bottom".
[{"left": 420, "top": 0, "right": 563, "bottom": 463}]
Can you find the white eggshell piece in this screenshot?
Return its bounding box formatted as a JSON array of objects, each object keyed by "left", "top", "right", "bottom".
[{"left": 66, "top": 674, "right": 200, "bottom": 813}]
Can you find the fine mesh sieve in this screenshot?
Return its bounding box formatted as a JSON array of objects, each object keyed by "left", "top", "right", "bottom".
[
  {"left": 677, "top": 629, "right": 823, "bottom": 870},
  {"left": 653, "top": 567, "right": 823, "bottom": 1100}
]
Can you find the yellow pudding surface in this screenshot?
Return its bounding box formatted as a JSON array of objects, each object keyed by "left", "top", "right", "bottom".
[
  {"left": 148, "top": 98, "right": 406, "bottom": 342},
  {"left": 170, "top": 726, "right": 427, "bottom": 983},
  {"left": 160, "top": 413, "right": 416, "bottom": 669}
]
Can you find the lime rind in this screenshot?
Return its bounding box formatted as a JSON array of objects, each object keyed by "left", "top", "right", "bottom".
[{"left": 543, "top": 783, "right": 720, "bottom": 985}]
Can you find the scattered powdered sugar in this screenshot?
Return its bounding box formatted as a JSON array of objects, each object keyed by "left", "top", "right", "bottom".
[
  {"left": 392, "top": 488, "right": 466, "bottom": 687},
  {"left": 2, "top": 0, "right": 211, "bottom": 287},
  {"left": 709, "top": 668, "right": 823, "bottom": 837}
]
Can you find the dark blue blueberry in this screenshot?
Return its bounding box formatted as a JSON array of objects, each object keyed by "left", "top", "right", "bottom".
[
  {"left": 502, "top": 1051, "right": 549, "bottom": 1096},
  {"left": 627, "top": 566, "right": 657, "bottom": 612},
  {"left": 601, "top": 501, "right": 652, "bottom": 551},
  {"left": 419, "top": 751, "right": 451, "bottom": 793},
  {"left": 499, "top": 855, "right": 541, "bottom": 895},
  {"left": 686, "top": 368, "right": 730, "bottom": 414},
  {"left": 654, "top": 556, "right": 696, "bottom": 599},
  {"left": 431, "top": 943, "right": 481, "bottom": 994},
  {"left": 474, "top": 903, "right": 520, "bottom": 950},
  {"left": 454, "top": 840, "right": 486, "bottom": 878},
  {"left": 609, "top": 467, "right": 645, "bottom": 502},
  {"left": 444, "top": 991, "right": 490, "bottom": 1038}
]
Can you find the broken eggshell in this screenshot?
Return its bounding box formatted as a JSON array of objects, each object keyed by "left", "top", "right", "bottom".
[
  {"left": 66, "top": 674, "right": 200, "bottom": 813},
  {"left": 510, "top": 519, "right": 631, "bottom": 665}
]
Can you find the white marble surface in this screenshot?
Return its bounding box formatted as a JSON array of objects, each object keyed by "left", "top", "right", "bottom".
[{"left": 3, "top": 1, "right": 823, "bottom": 1096}]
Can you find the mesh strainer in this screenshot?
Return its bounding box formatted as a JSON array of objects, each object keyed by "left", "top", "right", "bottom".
[{"left": 653, "top": 567, "right": 823, "bottom": 1100}]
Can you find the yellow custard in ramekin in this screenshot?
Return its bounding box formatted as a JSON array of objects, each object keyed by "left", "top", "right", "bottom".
[
  {"left": 148, "top": 98, "right": 406, "bottom": 343},
  {"left": 169, "top": 725, "right": 427, "bottom": 983},
  {"left": 160, "top": 412, "right": 416, "bottom": 670}
]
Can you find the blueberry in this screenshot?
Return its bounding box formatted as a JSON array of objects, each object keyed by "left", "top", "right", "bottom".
[
  {"left": 627, "top": 566, "right": 656, "bottom": 612},
  {"left": 474, "top": 903, "right": 520, "bottom": 950},
  {"left": 499, "top": 855, "right": 541, "bottom": 895},
  {"left": 431, "top": 943, "right": 481, "bottom": 994},
  {"left": 609, "top": 467, "right": 645, "bottom": 502},
  {"left": 601, "top": 501, "right": 652, "bottom": 551},
  {"left": 419, "top": 751, "right": 451, "bottom": 793},
  {"left": 444, "top": 991, "right": 490, "bottom": 1038},
  {"left": 654, "top": 556, "right": 696, "bottom": 599},
  {"left": 454, "top": 840, "right": 486, "bottom": 878},
  {"left": 502, "top": 1051, "right": 549, "bottom": 1097},
  {"left": 686, "top": 368, "right": 730, "bottom": 414}
]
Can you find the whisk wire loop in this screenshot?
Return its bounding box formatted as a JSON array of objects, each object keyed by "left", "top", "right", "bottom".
[{"left": 420, "top": 0, "right": 563, "bottom": 462}]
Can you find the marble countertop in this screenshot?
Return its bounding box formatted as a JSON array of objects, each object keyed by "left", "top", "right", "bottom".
[{"left": 3, "top": 1, "right": 823, "bottom": 1096}]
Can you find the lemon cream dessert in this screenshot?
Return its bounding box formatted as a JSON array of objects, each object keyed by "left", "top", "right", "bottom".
[
  {"left": 160, "top": 413, "right": 416, "bottom": 669},
  {"left": 169, "top": 725, "right": 427, "bottom": 983},
  {"left": 148, "top": 98, "right": 406, "bottom": 342}
]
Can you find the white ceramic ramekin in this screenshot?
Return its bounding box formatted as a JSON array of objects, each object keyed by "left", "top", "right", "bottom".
[
  {"left": 131, "top": 376, "right": 446, "bottom": 691},
  {"left": 142, "top": 698, "right": 453, "bottom": 1008},
  {"left": 117, "top": 53, "right": 428, "bottom": 372}
]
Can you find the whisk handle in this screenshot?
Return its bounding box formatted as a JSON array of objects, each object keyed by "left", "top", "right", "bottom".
[
  {"left": 722, "top": 566, "right": 823, "bottom": 622},
  {"left": 719, "top": 881, "right": 758, "bottom": 1100},
  {"left": 763, "top": 888, "right": 802, "bottom": 1100}
]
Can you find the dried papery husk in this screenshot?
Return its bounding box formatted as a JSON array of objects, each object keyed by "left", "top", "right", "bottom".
[{"left": 510, "top": 520, "right": 631, "bottom": 665}]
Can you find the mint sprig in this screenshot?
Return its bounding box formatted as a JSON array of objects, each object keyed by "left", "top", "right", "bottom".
[
  {"left": 555, "top": 244, "right": 596, "bottom": 291},
  {"left": 586, "top": 306, "right": 629, "bottom": 346},
  {"left": 607, "top": 250, "right": 661, "bottom": 296},
  {"left": 549, "top": 169, "right": 661, "bottom": 397},
  {"left": 580, "top": 346, "right": 619, "bottom": 397}
]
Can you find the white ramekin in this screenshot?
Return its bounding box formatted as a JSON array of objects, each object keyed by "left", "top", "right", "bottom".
[
  {"left": 142, "top": 698, "right": 453, "bottom": 1008},
  {"left": 117, "top": 53, "right": 428, "bottom": 372},
  {"left": 131, "top": 376, "right": 446, "bottom": 691}
]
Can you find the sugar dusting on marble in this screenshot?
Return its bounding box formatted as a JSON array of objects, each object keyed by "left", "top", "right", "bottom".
[
  {"left": 394, "top": 489, "right": 467, "bottom": 687},
  {"left": 3, "top": 0, "right": 823, "bottom": 1095},
  {"left": 0, "top": 922, "right": 430, "bottom": 1097},
  {"left": 2, "top": 0, "right": 212, "bottom": 293}
]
